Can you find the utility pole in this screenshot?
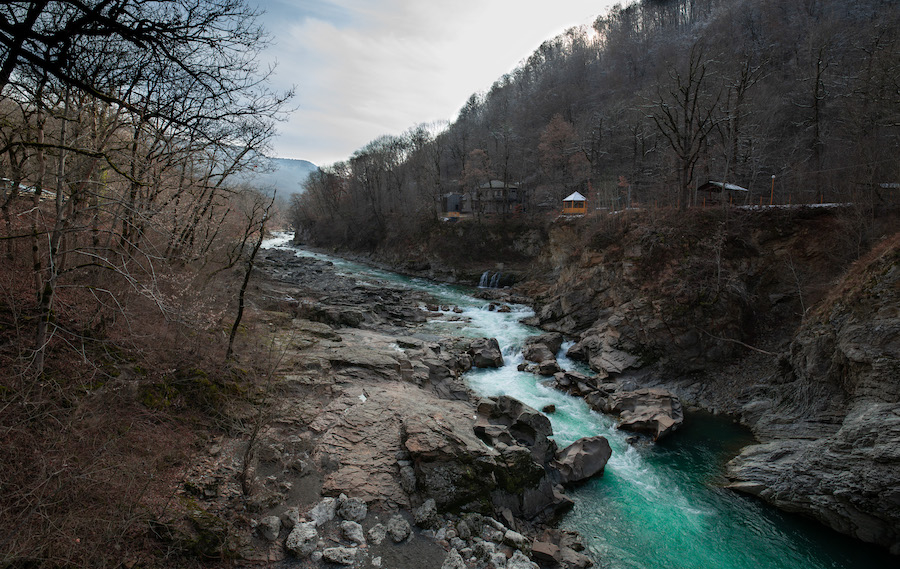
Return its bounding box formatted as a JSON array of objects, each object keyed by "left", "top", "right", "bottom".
[{"left": 769, "top": 175, "right": 775, "bottom": 205}]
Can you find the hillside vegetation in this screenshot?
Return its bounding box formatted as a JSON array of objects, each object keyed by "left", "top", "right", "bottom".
[{"left": 291, "top": 0, "right": 899, "bottom": 251}]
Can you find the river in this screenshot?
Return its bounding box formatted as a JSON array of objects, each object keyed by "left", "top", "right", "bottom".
[{"left": 263, "top": 234, "right": 895, "bottom": 569}]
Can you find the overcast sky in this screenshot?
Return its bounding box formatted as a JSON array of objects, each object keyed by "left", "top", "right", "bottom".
[{"left": 257, "top": 0, "right": 618, "bottom": 166}]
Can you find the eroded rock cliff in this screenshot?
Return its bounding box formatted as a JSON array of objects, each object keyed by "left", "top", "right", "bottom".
[{"left": 726, "top": 234, "right": 900, "bottom": 553}]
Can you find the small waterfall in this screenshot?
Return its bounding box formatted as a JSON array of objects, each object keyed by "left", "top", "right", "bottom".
[{"left": 479, "top": 270, "right": 503, "bottom": 288}]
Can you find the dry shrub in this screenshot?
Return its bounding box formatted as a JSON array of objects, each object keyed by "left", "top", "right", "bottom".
[
  {"left": 0, "top": 347, "right": 200, "bottom": 567},
  {"left": 0, "top": 220, "right": 276, "bottom": 568}
]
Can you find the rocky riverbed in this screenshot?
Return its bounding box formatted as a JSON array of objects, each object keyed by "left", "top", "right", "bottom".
[
  {"left": 170, "top": 220, "right": 900, "bottom": 566},
  {"left": 171, "top": 247, "right": 613, "bottom": 568}
]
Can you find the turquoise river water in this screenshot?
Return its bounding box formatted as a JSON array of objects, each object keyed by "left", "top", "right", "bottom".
[{"left": 263, "top": 235, "right": 895, "bottom": 569}]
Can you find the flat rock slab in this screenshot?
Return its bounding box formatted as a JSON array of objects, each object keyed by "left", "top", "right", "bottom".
[{"left": 312, "top": 382, "right": 488, "bottom": 509}]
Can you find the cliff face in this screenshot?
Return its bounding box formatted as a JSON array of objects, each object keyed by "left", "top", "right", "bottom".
[
  {"left": 526, "top": 208, "right": 860, "bottom": 375},
  {"left": 518, "top": 207, "right": 900, "bottom": 552},
  {"left": 726, "top": 235, "right": 900, "bottom": 553}
]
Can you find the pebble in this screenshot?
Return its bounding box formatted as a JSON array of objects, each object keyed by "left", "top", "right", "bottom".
[
  {"left": 322, "top": 546, "right": 357, "bottom": 565},
  {"left": 368, "top": 523, "right": 388, "bottom": 545},
  {"left": 387, "top": 514, "right": 411, "bottom": 542},
  {"left": 341, "top": 520, "right": 366, "bottom": 545},
  {"left": 338, "top": 494, "right": 368, "bottom": 522}
]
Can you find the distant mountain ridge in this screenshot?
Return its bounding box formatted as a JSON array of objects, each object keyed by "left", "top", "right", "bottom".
[{"left": 237, "top": 157, "right": 318, "bottom": 197}]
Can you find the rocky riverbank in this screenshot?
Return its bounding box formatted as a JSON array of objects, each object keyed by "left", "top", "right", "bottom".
[
  {"left": 513, "top": 209, "right": 900, "bottom": 554},
  {"left": 312, "top": 207, "right": 900, "bottom": 556},
  {"left": 285, "top": 207, "right": 900, "bottom": 555},
  {"left": 169, "top": 246, "right": 607, "bottom": 568},
  {"left": 724, "top": 234, "right": 900, "bottom": 553}
]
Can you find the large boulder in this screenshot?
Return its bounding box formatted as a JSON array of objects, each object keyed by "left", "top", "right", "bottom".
[
  {"left": 523, "top": 332, "right": 565, "bottom": 364},
  {"left": 567, "top": 324, "right": 643, "bottom": 375},
  {"left": 468, "top": 337, "right": 504, "bottom": 368},
  {"left": 551, "top": 370, "right": 607, "bottom": 398},
  {"left": 554, "top": 436, "right": 612, "bottom": 485},
  {"left": 470, "top": 396, "right": 573, "bottom": 521},
  {"left": 474, "top": 395, "right": 557, "bottom": 465}
]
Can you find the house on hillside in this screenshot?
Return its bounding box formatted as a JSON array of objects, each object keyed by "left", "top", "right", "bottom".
[
  {"left": 562, "top": 191, "right": 587, "bottom": 215},
  {"left": 442, "top": 180, "right": 527, "bottom": 218},
  {"left": 697, "top": 181, "right": 749, "bottom": 205},
  {"left": 474, "top": 180, "right": 526, "bottom": 216}
]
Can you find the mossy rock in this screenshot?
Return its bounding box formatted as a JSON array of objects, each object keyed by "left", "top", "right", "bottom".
[
  {"left": 493, "top": 445, "right": 546, "bottom": 493},
  {"left": 151, "top": 499, "right": 237, "bottom": 560}
]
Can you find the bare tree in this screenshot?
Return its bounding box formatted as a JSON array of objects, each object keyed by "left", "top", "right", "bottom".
[
  {"left": 0, "top": 1, "right": 291, "bottom": 374},
  {"left": 651, "top": 42, "right": 721, "bottom": 209}
]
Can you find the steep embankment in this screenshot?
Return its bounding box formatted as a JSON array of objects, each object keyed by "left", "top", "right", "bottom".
[
  {"left": 296, "top": 218, "right": 548, "bottom": 287},
  {"left": 726, "top": 234, "right": 900, "bottom": 553},
  {"left": 525, "top": 208, "right": 862, "bottom": 375},
  {"left": 516, "top": 206, "right": 900, "bottom": 552}
]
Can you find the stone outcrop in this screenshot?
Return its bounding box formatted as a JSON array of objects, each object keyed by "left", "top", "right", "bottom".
[
  {"left": 549, "top": 371, "right": 684, "bottom": 440},
  {"left": 521, "top": 332, "right": 565, "bottom": 376},
  {"left": 468, "top": 396, "right": 574, "bottom": 522},
  {"left": 474, "top": 396, "right": 557, "bottom": 465},
  {"left": 523, "top": 332, "right": 564, "bottom": 364},
  {"left": 601, "top": 388, "right": 684, "bottom": 440},
  {"left": 727, "top": 236, "right": 900, "bottom": 553},
  {"left": 526, "top": 209, "right": 877, "bottom": 378}
]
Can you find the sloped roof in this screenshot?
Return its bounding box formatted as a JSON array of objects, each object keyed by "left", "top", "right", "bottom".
[
  {"left": 563, "top": 191, "right": 586, "bottom": 201},
  {"left": 479, "top": 180, "right": 519, "bottom": 189},
  {"left": 700, "top": 181, "right": 749, "bottom": 192}
]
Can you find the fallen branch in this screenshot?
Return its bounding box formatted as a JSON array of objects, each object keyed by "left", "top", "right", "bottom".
[{"left": 699, "top": 329, "right": 778, "bottom": 356}]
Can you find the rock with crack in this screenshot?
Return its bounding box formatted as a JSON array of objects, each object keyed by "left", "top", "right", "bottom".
[
  {"left": 471, "top": 396, "right": 574, "bottom": 521},
  {"left": 523, "top": 332, "right": 564, "bottom": 363},
  {"left": 727, "top": 402, "right": 900, "bottom": 553},
  {"left": 726, "top": 239, "right": 900, "bottom": 553},
  {"left": 474, "top": 395, "right": 557, "bottom": 465}
]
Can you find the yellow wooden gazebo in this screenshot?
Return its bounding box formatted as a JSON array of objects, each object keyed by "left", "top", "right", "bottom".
[{"left": 562, "top": 191, "right": 587, "bottom": 215}]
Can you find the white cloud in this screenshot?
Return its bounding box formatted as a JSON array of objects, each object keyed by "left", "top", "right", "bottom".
[{"left": 259, "top": 0, "right": 617, "bottom": 165}]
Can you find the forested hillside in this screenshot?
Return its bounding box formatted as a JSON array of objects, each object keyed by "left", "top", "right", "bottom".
[{"left": 292, "top": 0, "right": 899, "bottom": 250}]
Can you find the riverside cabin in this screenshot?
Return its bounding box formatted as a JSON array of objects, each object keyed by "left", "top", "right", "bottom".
[{"left": 562, "top": 191, "right": 587, "bottom": 215}]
